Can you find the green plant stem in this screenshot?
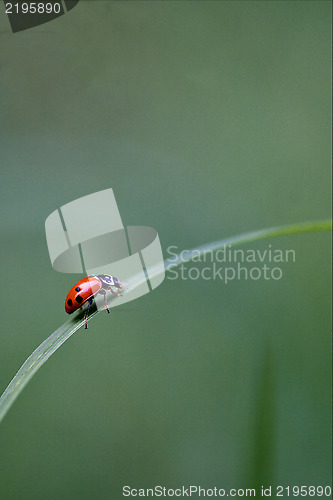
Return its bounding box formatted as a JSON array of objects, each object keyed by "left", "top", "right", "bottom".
[
  {"left": 164, "top": 219, "right": 332, "bottom": 269},
  {"left": 0, "top": 219, "right": 331, "bottom": 424}
]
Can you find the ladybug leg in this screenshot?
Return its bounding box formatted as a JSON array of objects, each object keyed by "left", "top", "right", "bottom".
[
  {"left": 98, "top": 289, "right": 110, "bottom": 314},
  {"left": 109, "top": 285, "right": 122, "bottom": 297},
  {"left": 84, "top": 298, "right": 94, "bottom": 329}
]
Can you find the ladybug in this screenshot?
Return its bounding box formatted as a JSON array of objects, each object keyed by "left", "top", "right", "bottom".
[{"left": 65, "top": 274, "right": 123, "bottom": 328}]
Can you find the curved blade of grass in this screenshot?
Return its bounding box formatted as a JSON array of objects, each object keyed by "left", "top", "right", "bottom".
[{"left": 0, "top": 219, "right": 331, "bottom": 424}]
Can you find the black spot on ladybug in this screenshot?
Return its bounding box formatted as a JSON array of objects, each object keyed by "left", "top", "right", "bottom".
[
  {"left": 76, "top": 295, "right": 83, "bottom": 303},
  {"left": 75, "top": 286, "right": 81, "bottom": 292},
  {"left": 67, "top": 299, "right": 73, "bottom": 306}
]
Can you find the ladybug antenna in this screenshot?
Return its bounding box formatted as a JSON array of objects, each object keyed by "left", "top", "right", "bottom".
[{"left": 120, "top": 280, "right": 130, "bottom": 293}]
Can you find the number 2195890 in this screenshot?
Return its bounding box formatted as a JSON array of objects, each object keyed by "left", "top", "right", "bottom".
[
  {"left": 5, "top": 3, "right": 61, "bottom": 14},
  {"left": 276, "top": 485, "right": 332, "bottom": 496}
]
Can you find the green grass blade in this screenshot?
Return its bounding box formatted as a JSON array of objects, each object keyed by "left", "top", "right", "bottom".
[{"left": 0, "top": 219, "right": 331, "bottom": 424}]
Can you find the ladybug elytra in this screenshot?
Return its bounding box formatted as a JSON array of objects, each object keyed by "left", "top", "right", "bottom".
[{"left": 65, "top": 274, "right": 123, "bottom": 328}]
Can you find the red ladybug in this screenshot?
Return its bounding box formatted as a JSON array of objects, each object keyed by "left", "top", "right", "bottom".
[{"left": 65, "top": 274, "right": 123, "bottom": 328}]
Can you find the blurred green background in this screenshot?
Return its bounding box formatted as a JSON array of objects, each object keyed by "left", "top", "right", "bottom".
[{"left": 0, "top": 1, "right": 331, "bottom": 499}]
